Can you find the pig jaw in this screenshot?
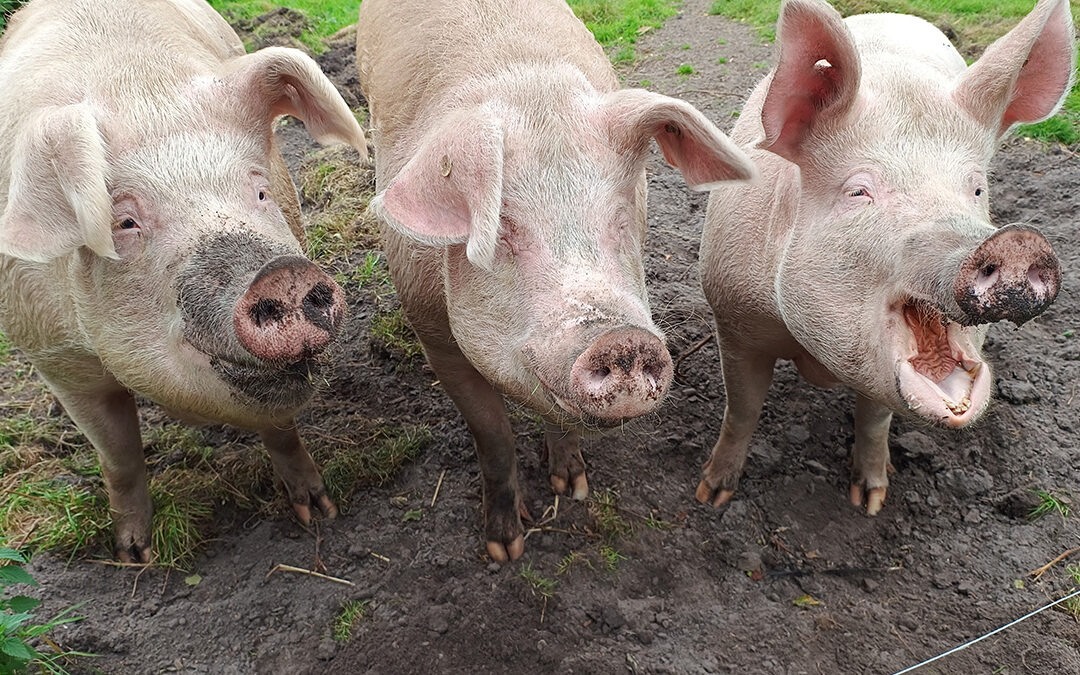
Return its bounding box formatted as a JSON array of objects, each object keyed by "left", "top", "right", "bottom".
[{"left": 891, "top": 299, "right": 992, "bottom": 427}]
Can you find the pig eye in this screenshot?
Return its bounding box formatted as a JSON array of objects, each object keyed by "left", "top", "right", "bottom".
[
  {"left": 974, "top": 188, "right": 984, "bottom": 197},
  {"left": 257, "top": 190, "right": 267, "bottom": 201},
  {"left": 845, "top": 187, "right": 869, "bottom": 198},
  {"left": 118, "top": 218, "right": 139, "bottom": 230}
]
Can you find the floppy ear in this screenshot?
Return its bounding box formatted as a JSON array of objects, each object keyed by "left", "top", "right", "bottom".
[
  {"left": 600, "top": 88, "right": 757, "bottom": 190},
  {"left": 953, "top": 0, "right": 1075, "bottom": 138},
  {"left": 226, "top": 46, "right": 369, "bottom": 158},
  {"left": 369, "top": 108, "right": 504, "bottom": 272},
  {"left": 0, "top": 103, "right": 115, "bottom": 263},
  {"left": 758, "top": 0, "right": 862, "bottom": 162}
]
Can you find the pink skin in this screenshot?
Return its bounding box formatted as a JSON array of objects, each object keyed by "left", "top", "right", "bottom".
[
  {"left": 0, "top": 0, "right": 365, "bottom": 562},
  {"left": 697, "top": 0, "right": 1073, "bottom": 515},
  {"left": 358, "top": 0, "right": 755, "bottom": 561}
]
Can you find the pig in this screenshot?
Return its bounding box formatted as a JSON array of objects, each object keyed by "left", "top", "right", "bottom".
[
  {"left": 0, "top": 0, "right": 368, "bottom": 562},
  {"left": 356, "top": 0, "right": 756, "bottom": 561},
  {"left": 697, "top": 0, "right": 1075, "bottom": 515}
]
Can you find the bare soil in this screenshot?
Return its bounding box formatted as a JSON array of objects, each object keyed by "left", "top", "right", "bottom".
[{"left": 17, "top": 2, "right": 1080, "bottom": 673}]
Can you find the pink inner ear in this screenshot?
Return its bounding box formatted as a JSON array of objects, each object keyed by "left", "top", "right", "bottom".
[
  {"left": 1001, "top": 0, "right": 1075, "bottom": 129},
  {"left": 382, "top": 173, "right": 473, "bottom": 241},
  {"left": 759, "top": 0, "right": 861, "bottom": 161}
]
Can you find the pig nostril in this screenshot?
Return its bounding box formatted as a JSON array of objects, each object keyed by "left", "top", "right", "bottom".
[
  {"left": 304, "top": 283, "right": 335, "bottom": 312},
  {"left": 249, "top": 298, "right": 286, "bottom": 328},
  {"left": 979, "top": 263, "right": 996, "bottom": 279},
  {"left": 587, "top": 366, "right": 611, "bottom": 388}
]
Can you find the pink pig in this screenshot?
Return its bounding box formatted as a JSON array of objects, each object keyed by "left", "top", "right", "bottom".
[
  {"left": 0, "top": 0, "right": 367, "bottom": 562},
  {"left": 698, "top": 0, "right": 1074, "bottom": 514},
  {"left": 357, "top": 0, "right": 756, "bottom": 560}
]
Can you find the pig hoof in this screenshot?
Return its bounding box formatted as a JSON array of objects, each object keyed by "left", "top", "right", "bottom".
[
  {"left": 695, "top": 480, "right": 735, "bottom": 507},
  {"left": 849, "top": 484, "right": 887, "bottom": 515},
  {"left": 487, "top": 535, "right": 525, "bottom": 563},
  {"left": 550, "top": 472, "right": 589, "bottom": 501},
  {"left": 292, "top": 493, "right": 338, "bottom": 525},
  {"left": 116, "top": 536, "right": 152, "bottom": 565}
]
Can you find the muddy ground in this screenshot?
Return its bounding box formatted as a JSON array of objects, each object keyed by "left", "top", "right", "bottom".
[{"left": 14, "top": 1, "right": 1080, "bottom": 673}]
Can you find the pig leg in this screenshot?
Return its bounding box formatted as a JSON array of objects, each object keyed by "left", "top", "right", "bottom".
[
  {"left": 696, "top": 348, "right": 775, "bottom": 507},
  {"left": 849, "top": 395, "right": 893, "bottom": 516},
  {"left": 259, "top": 423, "right": 337, "bottom": 524},
  {"left": 542, "top": 423, "right": 588, "bottom": 500},
  {"left": 423, "top": 339, "right": 525, "bottom": 562},
  {"left": 44, "top": 375, "right": 151, "bottom": 563}
]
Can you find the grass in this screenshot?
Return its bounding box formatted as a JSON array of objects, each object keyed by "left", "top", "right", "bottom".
[
  {"left": 316, "top": 423, "right": 432, "bottom": 504},
  {"left": 519, "top": 563, "right": 558, "bottom": 601},
  {"left": 588, "top": 488, "right": 633, "bottom": 540},
  {"left": 297, "top": 144, "right": 378, "bottom": 262},
  {"left": 1063, "top": 564, "right": 1080, "bottom": 620},
  {"left": 676, "top": 63, "right": 695, "bottom": 75},
  {"left": 370, "top": 309, "right": 424, "bottom": 364},
  {"left": 707, "top": 0, "right": 1080, "bottom": 144},
  {"left": 334, "top": 251, "right": 394, "bottom": 297},
  {"left": 567, "top": 0, "right": 679, "bottom": 51},
  {"left": 208, "top": 0, "right": 362, "bottom": 52},
  {"left": 332, "top": 599, "right": 370, "bottom": 642},
  {"left": 556, "top": 551, "right": 594, "bottom": 575},
  {"left": 599, "top": 545, "right": 627, "bottom": 571},
  {"left": 1029, "top": 489, "right": 1071, "bottom": 523}
]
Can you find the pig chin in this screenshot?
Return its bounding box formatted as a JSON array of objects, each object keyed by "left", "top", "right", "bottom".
[
  {"left": 181, "top": 339, "right": 318, "bottom": 414},
  {"left": 891, "top": 299, "right": 991, "bottom": 427}
]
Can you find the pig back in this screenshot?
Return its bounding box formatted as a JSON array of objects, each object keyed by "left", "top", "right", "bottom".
[{"left": 357, "top": 0, "right": 617, "bottom": 157}]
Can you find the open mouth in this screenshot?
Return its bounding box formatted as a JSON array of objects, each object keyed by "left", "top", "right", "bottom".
[{"left": 895, "top": 299, "right": 991, "bottom": 427}]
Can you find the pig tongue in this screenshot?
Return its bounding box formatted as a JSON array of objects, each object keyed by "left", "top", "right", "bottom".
[{"left": 904, "top": 302, "right": 956, "bottom": 383}]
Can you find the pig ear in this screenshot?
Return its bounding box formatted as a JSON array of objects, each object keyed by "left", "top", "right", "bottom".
[
  {"left": 369, "top": 110, "right": 504, "bottom": 272},
  {"left": 0, "top": 104, "right": 116, "bottom": 263},
  {"left": 227, "top": 47, "right": 369, "bottom": 159},
  {"left": 758, "top": 0, "right": 862, "bottom": 162},
  {"left": 601, "top": 89, "right": 756, "bottom": 190},
  {"left": 953, "top": 0, "right": 1075, "bottom": 137}
]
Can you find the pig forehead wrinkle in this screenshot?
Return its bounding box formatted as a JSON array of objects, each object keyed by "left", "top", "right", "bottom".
[{"left": 111, "top": 131, "right": 266, "bottom": 198}]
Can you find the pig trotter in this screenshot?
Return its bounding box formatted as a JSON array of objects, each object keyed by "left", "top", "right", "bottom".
[
  {"left": 542, "top": 423, "right": 588, "bottom": 500},
  {"left": 259, "top": 424, "right": 337, "bottom": 525},
  {"left": 849, "top": 396, "right": 893, "bottom": 516},
  {"left": 114, "top": 518, "right": 153, "bottom": 564},
  {"left": 484, "top": 486, "right": 525, "bottom": 563}
]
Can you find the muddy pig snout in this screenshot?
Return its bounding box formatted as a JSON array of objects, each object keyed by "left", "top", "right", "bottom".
[
  {"left": 233, "top": 255, "right": 346, "bottom": 363},
  {"left": 569, "top": 328, "right": 673, "bottom": 421},
  {"left": 954, "top": 224, "right": 1060, "bottom": 326}
]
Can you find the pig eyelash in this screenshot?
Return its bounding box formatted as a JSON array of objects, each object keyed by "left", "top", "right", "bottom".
[
  {"left": 845, "top": 187, "right": 870, "bottom": 198},
  {"left": 117, "top": 218, "right": 139, "bottom": 230}
]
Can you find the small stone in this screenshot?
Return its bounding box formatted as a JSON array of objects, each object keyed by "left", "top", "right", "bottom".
[
  {"left": 428, "top": 614, "right": 450, "bottom": 634},
  {"left": 736, "top": 550, "right": 763, "bottom": 574},
  {"left": 957, "top": 580, "right": 978, "bottom": 596},
  {"left": 963, "top": 508, "right": 982, "bottom": 524},
  {"left": 600, "top": 606, "right": 626, "bottom": 632},
  {"left": 636, "top": 630, "right": 654, "bottom": 646},
  {"left": 786, "top": 425, "right": 810, "bottom": 445},
  {"left": 315, "top": 638, "right": 337, "bottom": 661},
  {"left": 862, "top": 578, "right": 879, "bottom": 593},
  {"left": 997, "top": 379, "right": 1040, "bottom": 404},
  {"left": 486, "top": 562, "right": 501, "bottom": 573}
]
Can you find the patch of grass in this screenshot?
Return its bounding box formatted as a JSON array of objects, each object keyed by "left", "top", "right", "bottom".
[
  {"left": 639, "top": 78, "right": 653, "bottom": 88},
  {"left": 0, "top": 329, "right": 12, "bottom": 366},
  {"left": 318, "top": 424, "right": 432, "bottom": 504},
  {"left": 717, "top": 56, "right": 728, "bottom": 64},
  {"left": 0, "top": 543, "right": 91, "bottom": 674},
  {"left": 148, "top": 470, "right": 218, "bottom": 570},
  {"left": 0, "top": 1, "right": 26, "bottom": 33},
  {"left": 556, "top": 550, "right": 594, "bottom": 576},
  {"left": 567, "top": 0, "right": 679, "bottom": 51},
  {"left": 599, "top": 545, "right": 627, "bottom": 571},
  {"left": 1, "top": 472, "right": 111, "bottom": 557},
  {"left": 298, "top": 144, "right": 378, "bottom": 262},
  {"left": 370, "top": 309, "right": 424, "bottom": 364},
  {"left": 676, "top": 63, "right": 695, "bottom": 75},
  {"left": 707, "top": 0, "right": 1080, "bottom": 144},
  {"left": 1063, "top": 564, "right": 1080, "bottom": 619},
  {"left": 335, "top": 251, "right": 394, "bottom": 298},
  {"left": 1029, "top": 489, "right": 1071, "bottom": 523},
  {"left": 332, "top": 599, "right": 370, "bottom": 642},
  {"left": 519, "top": 563, "right": 558, "bottom": 600},
  {"left": 588, "top": 488, "right": 633, "bottom": 540},
  {"left": 208, "top": 1, "right": 362, "bottom": 53},
  {"left": 401, "top": 508, "right": 423, "bottom": 522}
]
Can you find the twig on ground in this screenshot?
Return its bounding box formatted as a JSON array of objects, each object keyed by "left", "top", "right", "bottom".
[
  {"left": 431, "top": 469, "right": 446, "bottom": 507},
  {"left": 266, "top": 563, "right": 354, "bottom": 586},
  {"left": 1029, "top": 546, "right": 1080, "bottom": 580},
  {"left": 370, "top": 552, "right": 390, "bottom": 563},
  {"left": 674, "top": 333, "right": 714, "bottom": 383}
]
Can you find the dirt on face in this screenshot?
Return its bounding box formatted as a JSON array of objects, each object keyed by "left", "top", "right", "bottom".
[{"left": 15, "top": 3, "right": 1080, "bottom": 673}]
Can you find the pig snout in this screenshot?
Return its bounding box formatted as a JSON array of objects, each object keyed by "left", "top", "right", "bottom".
[
  {"left": 568, "top": 328, "right": 673, "bottom": 422},
  {"left": 954, "top": 224, "right": 1060, "bottom": 326},
  {"left": 233, "top": 255, "right": 346, "bottom": 363}
]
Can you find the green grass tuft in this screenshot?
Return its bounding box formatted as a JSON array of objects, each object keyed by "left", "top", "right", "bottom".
[
  {"left": 588, "top": 488, "right": 633, "bottom": 540},
  {"left": 370, "top": 309, "right": 424, "bottom": 364},
  {"left": 297, "top": 144, "right": 378, "bottom": 262},
  {"left": 676, "top": 63, "right": 695, "bottom": 75},
  {"left": 568, "top": 0, "right": 679, "bottom": 50},
  {"left": 318, "top": 424, "right": 432, "bottom": 504},
  {"left": 1029, "top": 489, "right": 1071, "bottom": 523},
  {"left": 519, "top": 563, "right": 558, "bottom": 600},
  {"left": 208, "top": 1, "right": 362, "bottom": 53},
  {"left": 599, "top": 544, "right": 627, "bottom": 571},
  {"left": 332, "top": 599, "right": 370, "bottom": 642}
]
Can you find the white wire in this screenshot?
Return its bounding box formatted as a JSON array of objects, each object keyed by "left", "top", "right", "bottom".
[{"left": 890, "top": 587, "right": 1080, "bottom": 675}]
